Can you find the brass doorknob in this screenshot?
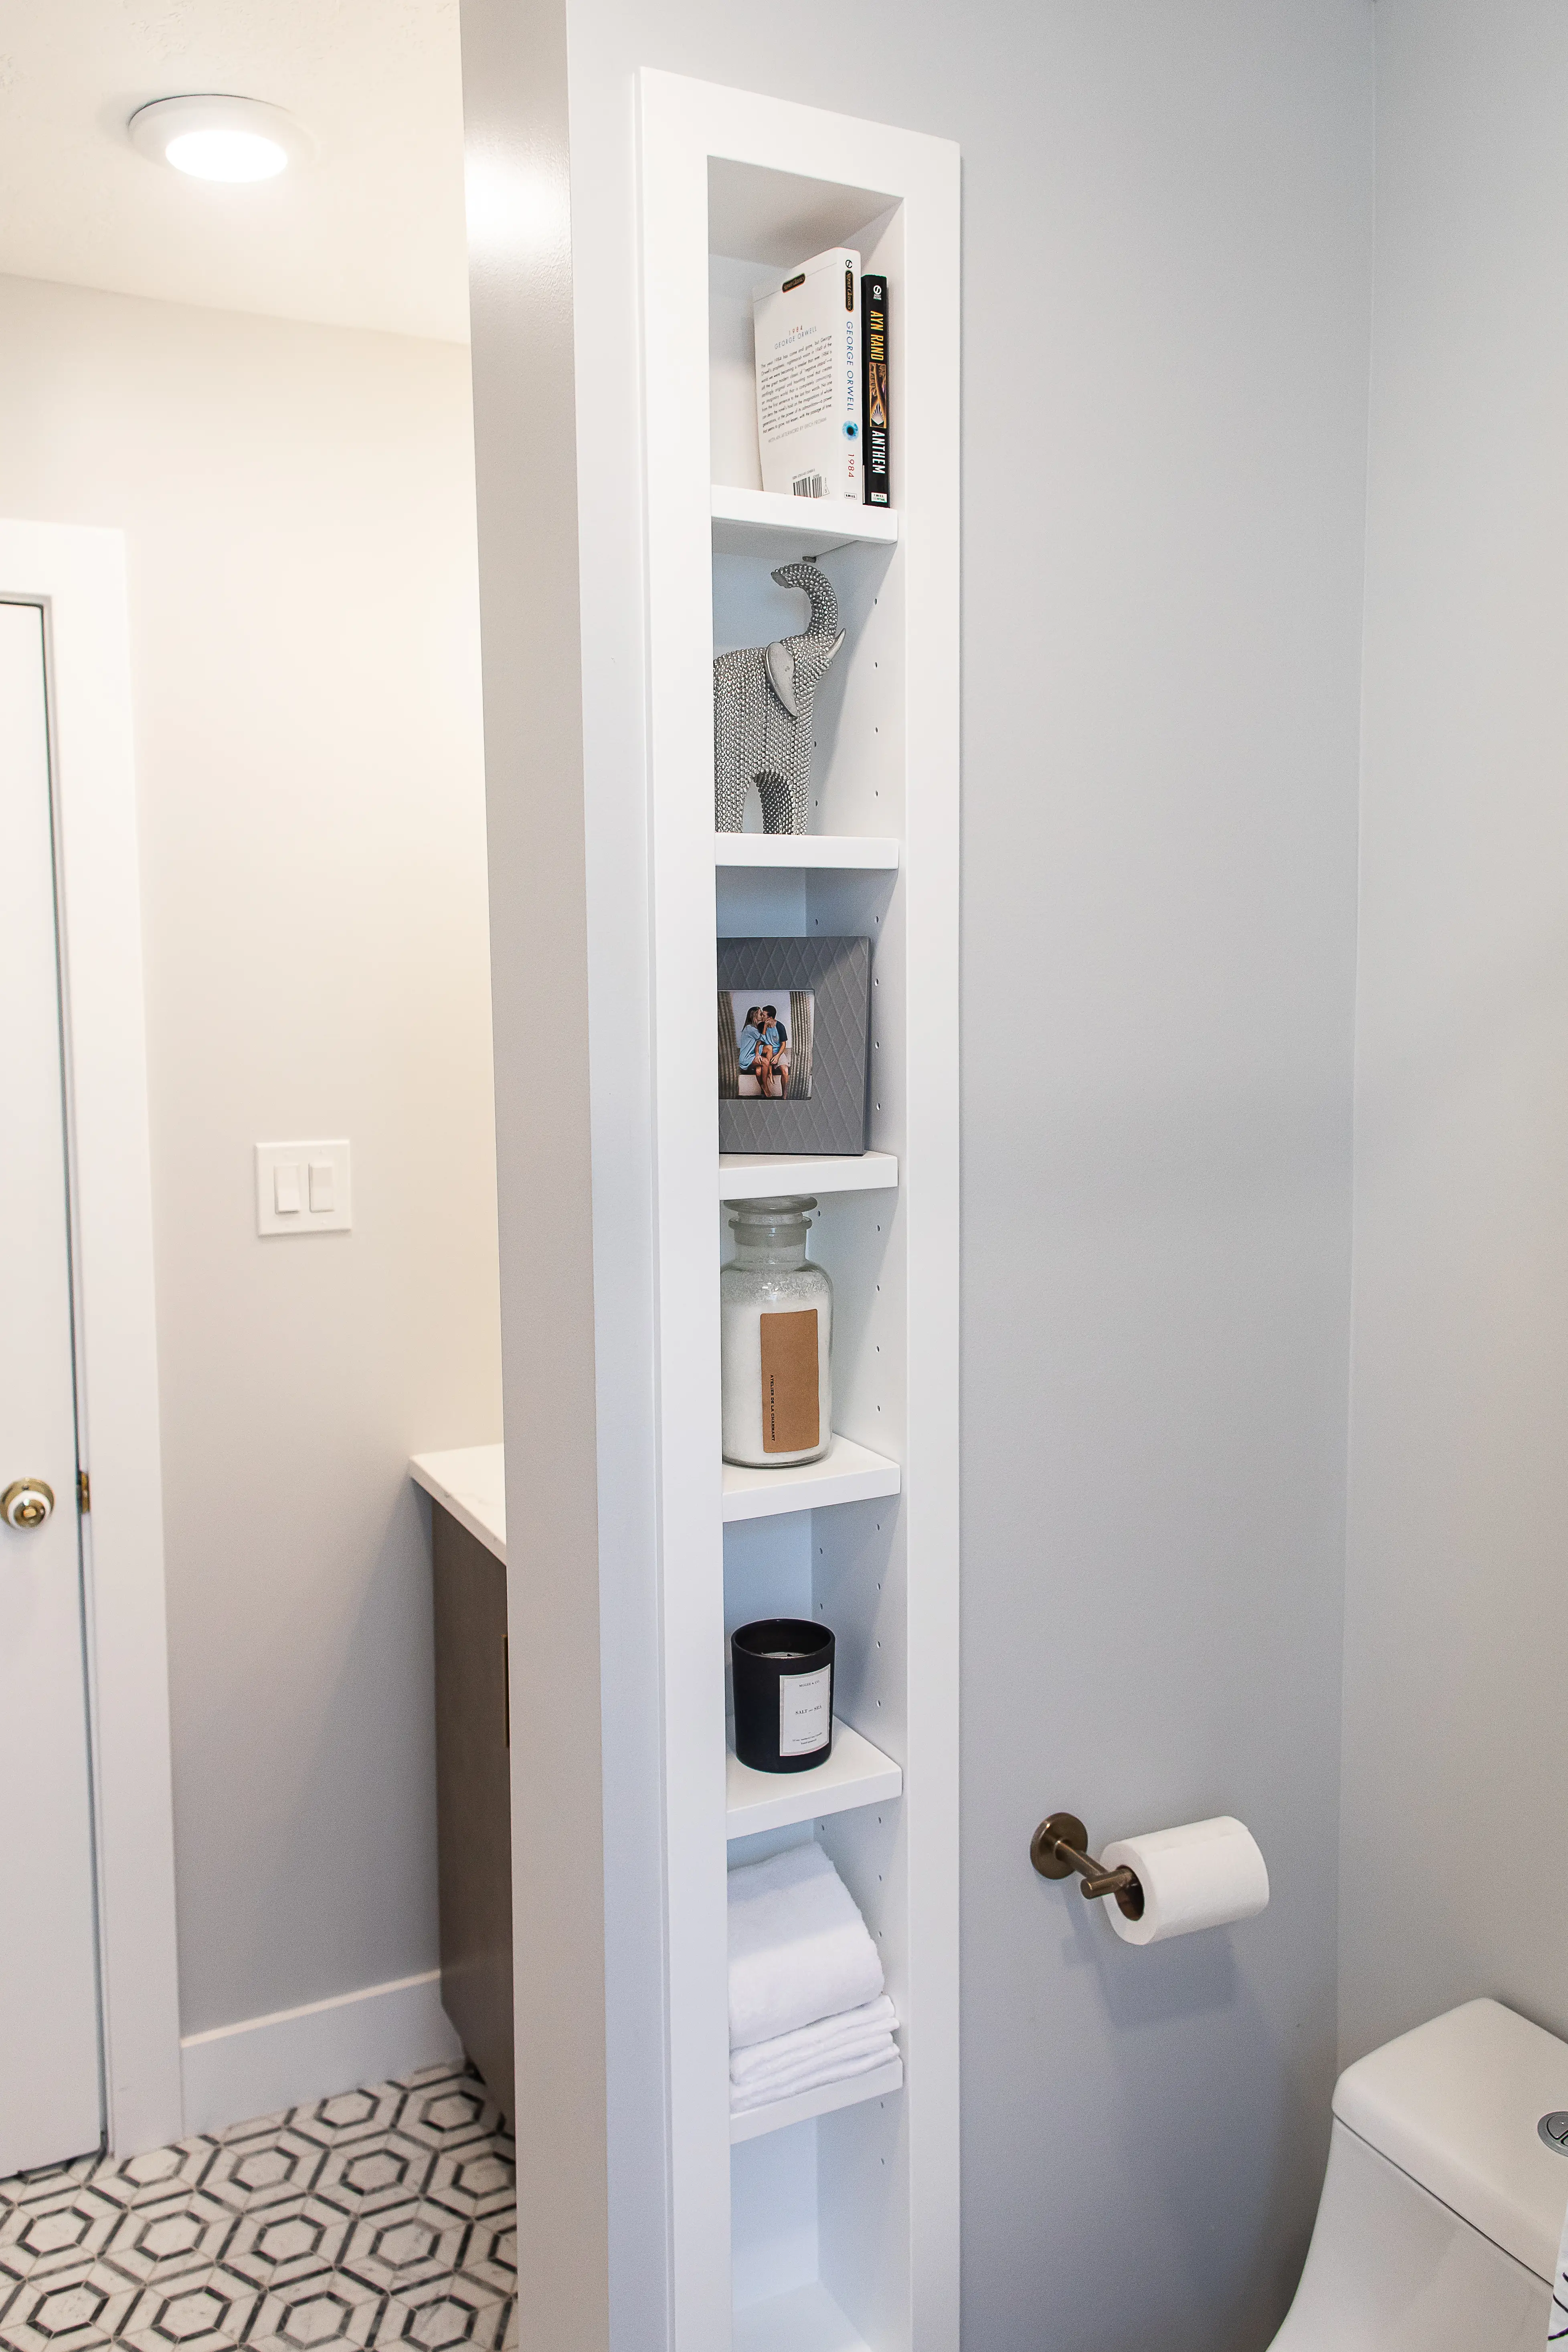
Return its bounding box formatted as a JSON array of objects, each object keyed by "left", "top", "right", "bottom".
[{"left": 2, "top": 1480, "right": 55, "bottom": 1531}]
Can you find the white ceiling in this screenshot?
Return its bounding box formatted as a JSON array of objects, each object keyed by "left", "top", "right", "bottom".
[{"left": 0, "top": 0, "right": 470, "bottom": 343}]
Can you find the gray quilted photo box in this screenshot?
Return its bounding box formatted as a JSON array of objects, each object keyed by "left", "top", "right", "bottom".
[{"left": 716, "top": 936, "right": 872, "bottom": 1155}]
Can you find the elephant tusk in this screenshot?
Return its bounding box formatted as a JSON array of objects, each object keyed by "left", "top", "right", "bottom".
[{"left": 764, "top": 639, "right": 799, "bottom": 717}]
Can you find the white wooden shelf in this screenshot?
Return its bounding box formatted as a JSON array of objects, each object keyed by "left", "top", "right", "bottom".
[
  {"left": 726, "top": 1719, "right": 902, "bottom": 1838},
  {"left": 730, "top": 2056, "right": 903, "bottom": 2147},
  {"left": 714, "top": 832, "right": 899, "bottom": 871},
  {"left": 733, "top": 2281, "right": 874, "bottom": 2352},
  {"left": 719, "top": 1151, "right": 898, "bottom": 1201},
  {"left": 723, "top": 1433, "right": 900, "bottom": 1523},
  {"left": 712, "top": 483, "right": 899, "bottom": 560}
]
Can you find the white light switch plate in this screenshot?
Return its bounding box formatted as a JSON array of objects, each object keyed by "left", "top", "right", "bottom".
[{"left": 255, "top": 1141, "right": 352, "bottom": 1236}]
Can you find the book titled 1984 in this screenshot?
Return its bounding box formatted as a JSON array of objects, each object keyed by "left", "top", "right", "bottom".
[{"left": 861, "top": 274, "right": 890, "bottom": 507}]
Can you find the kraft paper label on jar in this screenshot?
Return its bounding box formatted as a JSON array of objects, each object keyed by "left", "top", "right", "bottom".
[
  {"left": 759, "top": 1308, "right": 819, "bottom": 1453},
  {"left": 779, "top": 1663, "right": 832, "bottom": 1757}
]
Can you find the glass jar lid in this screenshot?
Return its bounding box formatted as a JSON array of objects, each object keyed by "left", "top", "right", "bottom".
[{"left": 724, "top": 1193, "right": 817, "bottom": 1241}]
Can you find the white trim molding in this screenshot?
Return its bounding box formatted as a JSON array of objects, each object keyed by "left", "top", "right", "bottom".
[
  {"left": 180, "top": 1973, "right": 462, "bottom": 2137},
  {"left": 0, "top": 520, "right": 184, "bottom": 2157}
]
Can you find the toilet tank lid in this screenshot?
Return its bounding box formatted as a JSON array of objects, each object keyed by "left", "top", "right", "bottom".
[{"left": 1334, "top": 1998, "right": 1568, "bottom": 2285}]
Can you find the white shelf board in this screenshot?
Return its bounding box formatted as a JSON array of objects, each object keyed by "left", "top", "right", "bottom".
[
  {"left": 726, "top": 1719, "right": 902, "bottom": 1838},
  {"left": 714, "top": 832, "right": 899, "bottom": 872},
  {"left": 730, "top": 2056, "right": 903, "bottom": 2147},
  {"left": 712, "top": 483, "right": 899, "bottom": 560},
  {"left": 723, "top": 1433, "right": 900, "bottom": 1523},
  {"left": 719, "top": 1152, "right": 898, "bottom": 1201},
  {"left": 409, "top": 1444, "right": 506, "bottom": 1564},
  {"left": 733, "top": 2281, "right": 872, "bottom": 2352}
]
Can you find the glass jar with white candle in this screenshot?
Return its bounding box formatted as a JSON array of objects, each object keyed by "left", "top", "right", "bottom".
[{"left": 720, "top": 1195, "right": 832, "bottom": 1467}]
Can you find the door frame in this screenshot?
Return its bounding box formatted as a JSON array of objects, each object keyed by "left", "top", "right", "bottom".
[{"left": 2, "top": 519, "right": 183, "bottom": 2158}]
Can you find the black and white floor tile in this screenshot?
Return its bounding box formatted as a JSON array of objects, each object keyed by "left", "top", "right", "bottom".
[{"left": 0, "top": 2065, "right": 516, "bottom": 2352}]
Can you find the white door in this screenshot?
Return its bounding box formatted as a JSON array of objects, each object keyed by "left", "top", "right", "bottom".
[{"left": 0, "top": 599, "right": 103, "bottom": 2175}]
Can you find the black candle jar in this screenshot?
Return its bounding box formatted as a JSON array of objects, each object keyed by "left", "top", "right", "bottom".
[{"left": 731, "top": 1618, "right": 835, "bottom": 1774}]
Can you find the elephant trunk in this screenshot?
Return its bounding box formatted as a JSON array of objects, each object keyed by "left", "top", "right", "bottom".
[{"left": 772, "top": 558, "right": 840, "bottom": 641}]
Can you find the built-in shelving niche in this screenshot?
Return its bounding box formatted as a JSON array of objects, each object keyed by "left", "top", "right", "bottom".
[
  {"left": 712, "top": 158, "right": 915, "bottom": 2352},
  {"left": 724, "top": 1501, "right": 907, "bottom": 2343},
  {"left": 640, "top": 71, "right": 954, "bottom": 2347}
]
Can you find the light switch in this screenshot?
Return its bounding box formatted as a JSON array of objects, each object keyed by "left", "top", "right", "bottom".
[{"left": 256, "top": 1141, "right": 352, "bottom": 1236}]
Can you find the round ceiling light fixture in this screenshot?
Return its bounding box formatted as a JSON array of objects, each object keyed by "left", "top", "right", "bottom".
[{"left": 127, "top": 94, "right": 316, "bottom": 183}]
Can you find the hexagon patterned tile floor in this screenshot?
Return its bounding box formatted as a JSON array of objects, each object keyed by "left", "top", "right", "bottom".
[{"left": 0, "top": 2064, "right": 515, "bottom": 2352}]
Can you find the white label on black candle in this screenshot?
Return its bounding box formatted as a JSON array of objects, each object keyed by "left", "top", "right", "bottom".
[{"left": 779, "top": 1664, "right": 832, "bottom": 1757}]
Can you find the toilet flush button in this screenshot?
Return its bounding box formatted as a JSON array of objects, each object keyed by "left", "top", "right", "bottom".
[{"left": 1537, "top": 2113, "right": 1568, "bottom": 2153}]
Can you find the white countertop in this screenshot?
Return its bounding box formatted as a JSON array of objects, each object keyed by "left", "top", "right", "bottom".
[{"left": 410, "top": 1444, "right": 506, "bottom": 1563}]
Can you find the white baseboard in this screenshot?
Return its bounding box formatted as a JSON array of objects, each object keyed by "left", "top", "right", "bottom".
[{"left": 180, "top": 1969, "right": 463, "bottom": 2137}]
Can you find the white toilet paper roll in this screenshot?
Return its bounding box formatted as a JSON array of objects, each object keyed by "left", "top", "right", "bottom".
[{"left": 1098, "top": 1816, "right": 1269, "bottom": 1946}]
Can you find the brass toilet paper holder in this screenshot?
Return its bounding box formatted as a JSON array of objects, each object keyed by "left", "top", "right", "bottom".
[{"left": 1030, "top": 1812, "right": 1146, "bottom": 1923}]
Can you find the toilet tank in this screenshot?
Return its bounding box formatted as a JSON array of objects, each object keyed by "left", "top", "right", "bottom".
[{"left": 1271, "top": 1999, "right": 1568, "bottom": 2350}]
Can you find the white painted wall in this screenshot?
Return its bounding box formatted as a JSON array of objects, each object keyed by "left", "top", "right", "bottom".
[
  {"left": 463, "top": 0, "right": 614, "bottom": 2335},
  {"left": 1341, "top": 0, "right": 1568, "bottom": 2066},
  {"left": 0, "top": 273, "right": 500, "bottom": 2046}
]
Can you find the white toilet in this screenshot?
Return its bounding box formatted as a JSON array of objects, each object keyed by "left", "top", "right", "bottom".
[{"left": 1272, "top": 1997, "right": 1568, "bottom": 2347}]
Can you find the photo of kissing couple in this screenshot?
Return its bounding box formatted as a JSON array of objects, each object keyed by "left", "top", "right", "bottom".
[
  {"left": 738, "top": 1002, "right": 788, "bottom": 1096},
  {"left": 717, "top": 987, "right": 815, "bottom": 1101}
]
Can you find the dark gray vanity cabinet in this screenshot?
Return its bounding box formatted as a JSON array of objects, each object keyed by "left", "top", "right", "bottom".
[{"left": 430, "top": 1505, "right": 514, "bottom": 2121}]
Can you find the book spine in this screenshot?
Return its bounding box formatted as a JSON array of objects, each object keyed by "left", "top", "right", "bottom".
[
  {"left": 861, "top": 275, "right": 890, "bottom": 506},
  {"left": 842, "top": 258, "right": 861, "bottom": 503}
]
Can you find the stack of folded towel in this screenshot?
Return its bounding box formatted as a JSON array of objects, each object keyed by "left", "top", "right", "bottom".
[{"left": 728, "top": 1841, "right": 900, "bottom": 2116}]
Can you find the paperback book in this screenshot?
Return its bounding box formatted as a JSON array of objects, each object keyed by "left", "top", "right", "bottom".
[
  {"left": 753, "top": 247, "right": 862, "bottom": 502},
  {"left": 861, "top": 274, "right": 890, "bottom": 506}
]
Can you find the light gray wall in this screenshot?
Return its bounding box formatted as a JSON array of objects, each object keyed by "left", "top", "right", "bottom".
[
  {"left": 1341, "top": 0, "right": 1568, "bottom": 2067},
  {"left": 529, "top": 4, "right": 1374, "bottom": 2344},
  {"left": 0, "top": 275, "right": 500, "bottom": 2035},
  {"left": 946, "top": 12, "right": 1370, "bottom": 2347}
]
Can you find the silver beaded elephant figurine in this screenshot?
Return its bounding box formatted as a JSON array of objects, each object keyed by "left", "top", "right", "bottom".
[{"left": 713, "top": 558, "right": 844, "bottom": 834}]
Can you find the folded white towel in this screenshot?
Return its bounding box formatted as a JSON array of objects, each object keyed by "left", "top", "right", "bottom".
[
  {"left": 731, "top": 2026, "right": 899, "bottom": 2109},
  {"left": 732, "top": 2039, "right": 898, "bottom": 2108},
  {"left": 730, "top": 1996, "right": 898, "bottom": 2093},
  {"left": 731, "top": 2036, "right": 899, "bottom": 2115},
  {"left": 730, "top": 1994, "right": 900, "bottom": 2115},
  {"left": 728, "top": 1842, "right": 885, "bottom": 2051}
]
